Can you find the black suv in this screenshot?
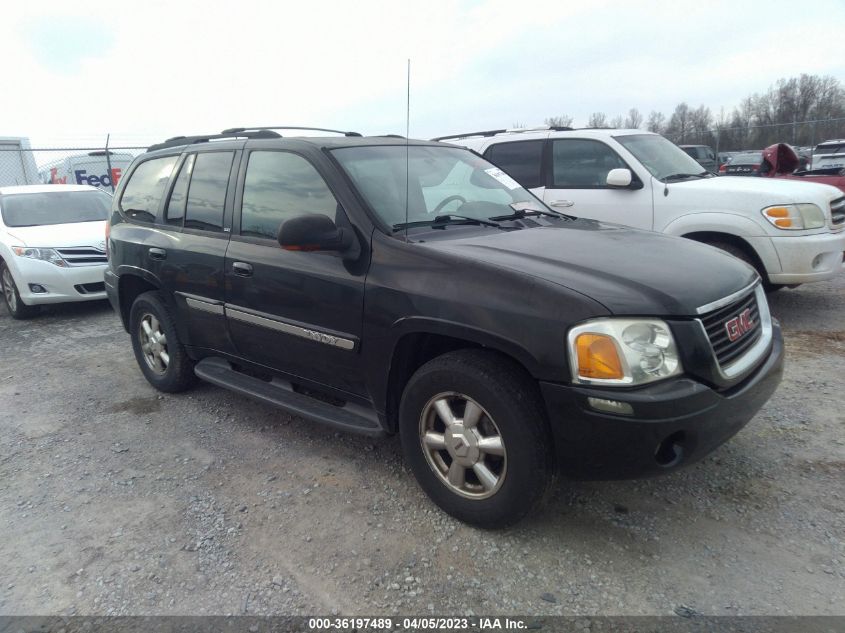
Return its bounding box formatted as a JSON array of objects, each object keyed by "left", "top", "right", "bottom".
[{"left": 105, "top": 127, "right": 784, "bottom": 527}]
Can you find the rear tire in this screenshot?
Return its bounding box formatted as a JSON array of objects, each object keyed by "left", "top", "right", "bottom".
[
  {"left": 129, "top": 291, "right": 196, "bottom": 393},
  {"left": 1, "top": 262, "right": 39, "bottom": 320},
  {"left": 399, "top": 349, "right": 556, "bottom": 529}
]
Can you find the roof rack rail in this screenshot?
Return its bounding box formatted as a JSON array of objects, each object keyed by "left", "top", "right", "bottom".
[
  {"left": 147, "top": 129, "right": 281, "bottom": 153},
  {"left": 221, "top": 126, "right": 362, "bottom": 137},
  {"left": 431, "top": 125, "right": 572, "bottom": 142},
  {"left": 431, "top": 129, "right": 507, "bottom": 142}
]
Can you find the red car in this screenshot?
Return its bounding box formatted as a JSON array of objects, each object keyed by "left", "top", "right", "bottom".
[{"left": 755, "top": 143, "right": 845, "bottom": 193}]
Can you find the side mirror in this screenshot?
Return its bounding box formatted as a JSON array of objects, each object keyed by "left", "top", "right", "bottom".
[
  {"left": 606, "top": 168, "right": 633, "bottom": 188},
  {"left": 278, "top": 214, "right": 353, "bottom": 252}
]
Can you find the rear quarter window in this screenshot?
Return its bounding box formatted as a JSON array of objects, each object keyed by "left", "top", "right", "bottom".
[
  {"left": 119, "top": 156, "right": 179, "bottom": 223},
  {"left": 484, "top": 140, "right": 544, "bottom": 189}
]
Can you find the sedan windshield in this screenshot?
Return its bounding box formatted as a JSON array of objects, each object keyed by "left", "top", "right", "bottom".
[
  {"left": 0, "top": 190, "right": 112, "bottom": 227},
  {"left": 614, "top": 134, "right": 710, "bottom": 181},
  {"left": 332, "top": 145, "right": 549, "bottom": 230}
]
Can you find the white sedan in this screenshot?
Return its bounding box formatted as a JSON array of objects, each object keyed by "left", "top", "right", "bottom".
[{"left": 0, "top": 184, "right": 111, "bottom": 319}]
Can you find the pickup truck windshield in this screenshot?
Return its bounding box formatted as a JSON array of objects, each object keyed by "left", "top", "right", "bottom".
[
  {"left": 615, "top": 134, "right": 710, "bottom": 182},
  {"left": 332, "top": 145, "right": 545, "bottom": 230},
  {"left": 0, "top": 190, "right": 112, "bottom": 227}
]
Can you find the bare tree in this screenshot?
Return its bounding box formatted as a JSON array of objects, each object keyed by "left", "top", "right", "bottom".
[
  {"left": 545, "top": 115, "right": 574, "bottom": 128},
  {"left": 688, "top": 105, "right": 713, "bottom": 143},
  {"left": 666, "top": 103, "right": 691, "bottom": 142},
  {"left": 624, "top": 108, "right": 643, "bottom": 129},
  {"left": 587, "top": 112, "right": 608, "bottom": 128},
  {"left": 646, "top": 111, "right": 665, "bottom": 133}
]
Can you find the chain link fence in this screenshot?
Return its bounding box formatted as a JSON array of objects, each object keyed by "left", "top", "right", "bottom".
[
  {"left": 664, "top": 117, "right": 845, "bottom": 154},
  {"left": 0, "top": 138, "right": 147, "bottom": 192}
]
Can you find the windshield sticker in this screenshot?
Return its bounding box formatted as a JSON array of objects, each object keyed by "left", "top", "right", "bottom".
[{"left": 484, "top": 167, "right": 521, "bottom": 190}]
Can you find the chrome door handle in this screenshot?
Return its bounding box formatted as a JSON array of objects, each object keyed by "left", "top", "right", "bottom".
[
  {"left": 550, "top": 200, "right": 575, "bottom": 208},
  {"left": 148, "top": 247, "right": 166, "bottom": 260},
  {"left": 232, "top": 262, "right": 253, "bottom": 277}
]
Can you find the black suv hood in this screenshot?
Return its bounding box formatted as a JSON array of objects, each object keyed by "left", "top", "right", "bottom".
[{"left": 420, "top": 219, "right": 758, "bottom": 316}]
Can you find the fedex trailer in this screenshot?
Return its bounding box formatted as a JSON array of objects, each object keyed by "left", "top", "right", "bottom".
[
  {"left": 40, "top": 150, "right": 135, "bottom": 192},
  {"left": 0, "top": 137, "right": 39, "bottom": 186}
]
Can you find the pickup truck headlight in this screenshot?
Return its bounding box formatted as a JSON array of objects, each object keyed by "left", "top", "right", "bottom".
[
  {"left": 761, "top": 204, "right": 825, "bottom": 230},
  {"left": 567, "top": 318, "right": 682, "bottom": 386},
  {"left": 12, "top": 246, "right": 67, "bottom": 267}
]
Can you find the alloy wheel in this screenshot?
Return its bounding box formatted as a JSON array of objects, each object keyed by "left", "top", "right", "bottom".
[
  {"left": 419, "top": 392, "right": 507, "bottom": 499},
  {"left": 2, "top": 268, "right": 17, "bottom": 313},
  {"left": 138, "top": 313, "right": 169, "bottom": 374}
]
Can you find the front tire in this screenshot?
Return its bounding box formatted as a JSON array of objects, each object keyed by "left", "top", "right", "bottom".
[
  {"left": 701, "top": 240, "right": 784, "bottom": 292},
  {"left": 1, "top": 262, "right": 39, "bottom": 320},
  {"left": 399, "top": 349, "right": 556, "bottom": 528},
  {"left": 129, "top": 291, "right": 196, "bottom": 393}
]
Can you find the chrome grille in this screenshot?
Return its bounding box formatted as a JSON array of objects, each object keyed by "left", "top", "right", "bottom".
[
  {"left": 831, "top": 197, "right": 845, "bottom": 226},
  {"left": 56, "top": 246, "right": 107, "bottom": 266},
  {"left": 700, "top": 290, "right": 762, "bottom": 368}
]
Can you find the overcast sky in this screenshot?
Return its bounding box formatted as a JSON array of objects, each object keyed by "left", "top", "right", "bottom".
[{"left": 2, "top": 0, "right": 844, "bottom": 148}]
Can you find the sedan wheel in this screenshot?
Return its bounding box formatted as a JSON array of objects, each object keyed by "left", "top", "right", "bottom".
[{"left": 2, "top": 267, "right": 17, "bottom": 313}]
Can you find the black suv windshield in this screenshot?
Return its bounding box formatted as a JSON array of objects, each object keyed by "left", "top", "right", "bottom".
[
  {"left": 615, "top": 134, "right": 710, "bottom": 182},
  {"left": 0, "top": 190, "right": 112, "bottom": 227},
  {"left": 332, "top": 145, "right": 548, "bottom": 230}
]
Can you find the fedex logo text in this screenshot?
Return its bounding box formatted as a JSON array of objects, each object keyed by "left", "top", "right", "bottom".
[
  {"left": 724, "top": 308, "right": 755, "bottom": 342},
  {"left": 73, "top": 168, "right": 123, "bottom": 188}
]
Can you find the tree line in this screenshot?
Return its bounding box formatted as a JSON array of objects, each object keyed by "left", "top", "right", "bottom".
[{"left": 542, "top": 74, "right": 845, "bottom": 151}]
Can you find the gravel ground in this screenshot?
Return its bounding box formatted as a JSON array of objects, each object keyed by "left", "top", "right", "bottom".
[{"left": 0, "top": 276, "right": 843, "bottom": 617}]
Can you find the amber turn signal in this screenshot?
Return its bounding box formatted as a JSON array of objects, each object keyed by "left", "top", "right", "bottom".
[{"left": 575, "top": 333, "right": 624, "bottom": 380}]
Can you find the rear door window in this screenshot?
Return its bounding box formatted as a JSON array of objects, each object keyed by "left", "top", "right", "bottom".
[
  {"left": 184, "top": 152, "right": 235, "bottom": 232},
  {"left": 165, "top": 154, "right": 195, "bottom": 226},
  {"left": 484, "top": 140, "right": 544, "bottom": 189},
  {"left": 119, "top": 156, "right": 178, "bottom": 223},
  {"left": 551, "top": 139, "right": 627, "bottom": 188}
]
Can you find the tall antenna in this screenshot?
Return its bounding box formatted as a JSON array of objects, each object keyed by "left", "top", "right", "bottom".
[{"left": 404, "top": 58, "right": 411, "bottom": 242}]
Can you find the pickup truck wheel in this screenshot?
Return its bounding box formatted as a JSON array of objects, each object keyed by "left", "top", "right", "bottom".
[
  {"left": 1, "top": 262, "right": 39, "bottom": 320},
  {"left": 702, "top": 241, "right": 782, "bottom": 291},
  {"left": 399, "top": 349, "right": 555, "bottom": 528},
  {"left": 129, "top": 291, "right": 196, "bottom": 393}
]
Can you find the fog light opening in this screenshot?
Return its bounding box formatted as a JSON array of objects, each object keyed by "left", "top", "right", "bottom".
[
  {"left": 28, "top": 284, "right": 47, "bottom": 294},
  {"left": 655, "top": 431, "right": 686, "bottom": 468}
]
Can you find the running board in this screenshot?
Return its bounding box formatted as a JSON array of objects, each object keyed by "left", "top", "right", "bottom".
[{"left": 194, "top": 357, "right": 384, "bottom": 436}]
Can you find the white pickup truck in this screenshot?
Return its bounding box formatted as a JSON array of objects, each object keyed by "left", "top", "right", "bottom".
[{"left": 439, "top": 127, "right": 845, "bottom": 289}]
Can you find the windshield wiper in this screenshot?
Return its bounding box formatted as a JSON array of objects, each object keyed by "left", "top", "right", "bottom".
[
  {"left": 392, "top": 214, "right": 501, "bottom": 231},
  {"left": 489, "top": 203, "right": 568, "bottom": 222},
  {"left": 662, "top": 172, "right": 709, "bottom": 182}
]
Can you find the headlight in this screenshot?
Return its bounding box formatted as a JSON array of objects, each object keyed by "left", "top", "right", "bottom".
[
  {"left": 567, "top": 318, "right": 683, "bottom": 386},
  {"left": 761, "top": 204, "right": 825, "bottom": 230},
  {"left": 12, "top": 246, "right": 67, "bottom": 267}
]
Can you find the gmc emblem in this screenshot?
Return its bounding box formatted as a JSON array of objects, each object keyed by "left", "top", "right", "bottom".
[{"left": 725, "top": 308, "right": 755, "bottom": 342}]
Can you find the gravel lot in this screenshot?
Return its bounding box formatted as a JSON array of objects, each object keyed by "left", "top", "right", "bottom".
[{"left": 0, "top": 276, "right": 843, "bottom": 617}]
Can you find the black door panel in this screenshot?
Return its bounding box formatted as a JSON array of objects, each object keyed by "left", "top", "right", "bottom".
[{"left": 225, "top": 238, "right": 365, "bottom": 394}]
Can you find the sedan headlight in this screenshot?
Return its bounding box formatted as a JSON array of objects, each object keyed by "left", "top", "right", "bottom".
[
  {"left": 761, "top": 204, "right": 825, "bottom": 230},
  {"left": 12, "top": 246, "right": 67, "bottom": 267},
  {"left": 567, "top": 318, "right": 683, "bottom": 386}
]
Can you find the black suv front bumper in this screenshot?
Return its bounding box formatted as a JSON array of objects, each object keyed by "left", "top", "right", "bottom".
[{"left": 540, "top": 322, "right": 784, "bottom": 480}]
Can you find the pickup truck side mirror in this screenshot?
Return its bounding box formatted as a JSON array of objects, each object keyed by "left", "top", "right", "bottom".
[
  {"left": 606, "top": 168, "right": 633, "bottom": 188},
  {"left": 278, "top": 214, "right": 353, "bottom": 252}
]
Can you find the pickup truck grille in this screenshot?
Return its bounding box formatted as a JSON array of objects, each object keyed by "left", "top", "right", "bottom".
[
  {"left": 831, "top": 197, "right": 845, "bottom": 226},
  {"left": 700, "top": 290, "right": 762, "bottom": 368},
  {"left": 56, "top": 246, "right": 107, "bottom": 266}
]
